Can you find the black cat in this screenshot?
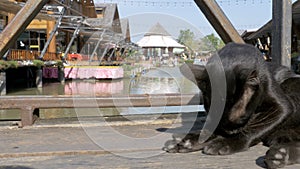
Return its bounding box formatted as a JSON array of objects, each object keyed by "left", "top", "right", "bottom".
[{"left": 163, "top": 43, "right": 300, "bottom": 168}]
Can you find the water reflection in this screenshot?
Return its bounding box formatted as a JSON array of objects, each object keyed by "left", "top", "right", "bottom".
[
  {"left": 65, "top": 80, "right": 123, "bottom": 95},
  {"left": 121, "top": 67, "right": 202, "bottom": 116},
  {"left": 7, "top": 80, "right": 125, "bottom": 96},
  {"left": 1, "top": 67, "right": 200, "bottom": 120},
  {"left": 130, "top": 77, "right": 180, "bottom": 94}
]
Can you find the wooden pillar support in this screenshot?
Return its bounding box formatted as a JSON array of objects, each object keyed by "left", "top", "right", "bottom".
[
  {"left": 36, "top": 68, "right": 43, "bottom": 88},
  {"left": 40, "top": 8, "right": 65, "bottom": 59},
  {"left": 58, "top": 67, "right": 65, "bottom": 84},
  {"left": 20, "top": 107, "right": 34, "bottom": 127},
  {"left": 0, "top": 72, "right": 6, "bottom": 96},
  {"left": 194, "top": 0, "right": 244, "bottom": 44},
  {"left": 20, "top": 107, "right": 39, "bottom": 127},
  {"left": 47, "top": 11, "right": 56, "bottom": 53},
  {"left": 7, "top": 0, "right": 15, "bottom": 23},
  {"left": 272, "top": 0, "right": 292, "bottom": 68}
]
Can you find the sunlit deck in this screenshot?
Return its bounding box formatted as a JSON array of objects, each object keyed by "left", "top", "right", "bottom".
[{"left": 0, "top": 117, "right": 299, "bottom": 169}]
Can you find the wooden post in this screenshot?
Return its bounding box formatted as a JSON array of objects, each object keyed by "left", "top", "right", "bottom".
[
  {"left": 7, "top": 0, "right": 15, "bottom": 24},
  {"left": 272, "top": 0, "right": 292, "bottom": 68},
  {"left": 0, "top": 72, "right": 6, "bottom": 95},
  {"left": 47, "top": 11, "right": 56, "bottom": 53},
  {"left": 36, "top": 68, "right": 43, "bottom": 88},
  {"left": 40, "top": 8, "right": 65, "bottom": 59},
  {"left": 58, "top": 67, "right": 65, "bottom": 84},
  {"left": 194, "top": 0, "right": 244, "bottom": 44},
  {"left": 20, "top": 107, "right": 34, "bottom": 127}
]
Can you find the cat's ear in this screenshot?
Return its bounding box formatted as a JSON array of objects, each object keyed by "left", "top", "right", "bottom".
[
  {"left": 246, "top": 70, "right": 260, "bottom": 87},
  {"left": 179, "top": 63, "right": 207, "bottom": 85}
]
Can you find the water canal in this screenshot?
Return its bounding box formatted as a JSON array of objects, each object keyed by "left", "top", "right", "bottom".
[{"left": 0, "top": 67, "right": 202, "bottom": 120}]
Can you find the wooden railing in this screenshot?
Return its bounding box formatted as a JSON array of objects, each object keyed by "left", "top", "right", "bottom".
[
  {"left": 43, "top": 52, "right": 61, "bottom": 61},
  {"left": 0, "top": 94, "right": 201, "bottom": 127},
  {"left": 7, "top": 49, "right": 61, "bottom": 61}
]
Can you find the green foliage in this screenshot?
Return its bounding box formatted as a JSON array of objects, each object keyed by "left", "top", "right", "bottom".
[
  {"left": 122, "top": 64, "right": 133, "bottom": 71},
  {"left": 32, "top": 60, "right": 44, "bottom": 69},
  {"left": 0, "top": 60, "right": 18, "bottom": 71},
  {"left": 178, "top": 29, "right": 200, "bottom": 55},
  {"left": 184, "top": 60, "right": 194, "bottom": 64},
  {"left": 200, "top": 33, "right": 225, "bottom": 51},
  {"left": 178, "top": 29, "right": 196, "bottom": 48},
  {"left": 0, "top": 60, "right": 9, "bottom": 70},
  {"left": 126, "top": 49, "right": 137, "bottom": 58},
  {"left": 178, "top": 29, "right": 224, "bottom": 58},
  {"left": 8, "top": 61, "right": 18, "bottom": 69},
  {"left": 292, "top": 52, "right": 299, "bottom": 58},
  {"left": 55, "top": 60, "right": 64, "bottom": 68}
]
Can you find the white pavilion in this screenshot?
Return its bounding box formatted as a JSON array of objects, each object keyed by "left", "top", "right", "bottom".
[{"left": 137, "top": 22, "right": 185, "bottom": 58}]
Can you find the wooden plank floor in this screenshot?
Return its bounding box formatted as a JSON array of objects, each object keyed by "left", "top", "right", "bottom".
[{"left": 0, "top": 118, "right": 299, "bottom": 169}]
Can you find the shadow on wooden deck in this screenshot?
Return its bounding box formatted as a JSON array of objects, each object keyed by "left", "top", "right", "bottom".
[{"left": 0, "top": 114, "right": 299, "bottom": 169}]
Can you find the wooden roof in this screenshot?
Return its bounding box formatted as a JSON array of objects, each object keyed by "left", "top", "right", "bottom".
[
  {"left": 121, "top": 18, "right": 131, "bottom": 42},
  {"left": 244, "top": 0, "right": 300, "bottom": 40},
  {"left": 0, "top": 0, "right": 54, "bottom": 20},
  {"left": 144, "top": 22, "right": 171, "bottom": 36},
  {"left": 137, "top": 23, "right": 184, "bottom": 48},
  {"left": 65, "top": 0, "right": 97, "bottom": 18},
  {"left": 84, "top": 3, "right": 122, "bottom": 33}
]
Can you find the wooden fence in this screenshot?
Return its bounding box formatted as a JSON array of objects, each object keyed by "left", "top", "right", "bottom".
[{"left": 7, "top": 49, "right": 61, "bottom": 61}]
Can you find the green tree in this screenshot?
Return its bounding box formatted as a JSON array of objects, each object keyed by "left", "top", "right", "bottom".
[
  {"left": 178, "top": 30, "right": 225, "bottom": 58},
  {"left": 201, "top": 33, "right": 225, "bottom": 51},
  {"left": 178, "top": 29, "right": 195, "bottom": 48},
  {"left": 178, "top": 29, "right": 200, "bottom": 57}
]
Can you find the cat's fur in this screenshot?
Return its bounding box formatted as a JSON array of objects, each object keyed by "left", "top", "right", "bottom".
[{"left": 163, "top": 43, "right": 300, "bottom": 168}]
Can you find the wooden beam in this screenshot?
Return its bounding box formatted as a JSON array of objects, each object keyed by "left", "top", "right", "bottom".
[
  {"left": 272, "top": 0, "right": 292, "bottom": 68},
  {"left": 47, "top": 11, "right": 57, "bottom": 53},
  {"left": 0, "top": 0, "right": 49, "bottom": 57},
  {"left": 0, "top": 93, "right": 200, "bottom": 127},
  {"left": 0, "top": 94, "right": 200, "bottom": 109},
  {"left": 194, "top": 0, "right": 244, "bottom": 44}
]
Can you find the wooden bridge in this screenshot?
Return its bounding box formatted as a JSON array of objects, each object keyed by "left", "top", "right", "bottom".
[{"left": 0, "top": 93, "right": 201, "bottom": 127}]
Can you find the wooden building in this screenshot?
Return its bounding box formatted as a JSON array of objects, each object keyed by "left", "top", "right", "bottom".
[
  {"left": 242, "top": 0, "right": 300, "bottom": 62},
  {"left": 0, "top": 0, "right": 131, "bottom": 61}
]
